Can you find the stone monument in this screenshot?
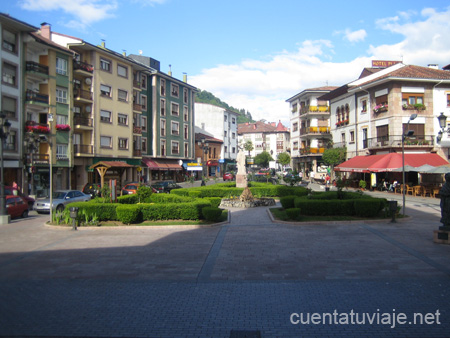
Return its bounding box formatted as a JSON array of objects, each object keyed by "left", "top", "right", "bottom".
[
  {"left": 434, "top": 172, "right": 450, "bottom": 244},
  {"left": 236, "top": 148, "right": 248, "bottom": 188}
]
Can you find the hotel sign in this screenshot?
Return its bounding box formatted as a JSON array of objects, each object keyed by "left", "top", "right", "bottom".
[{"left": 372, "top": 60, "right": 401, "bottom": 68}]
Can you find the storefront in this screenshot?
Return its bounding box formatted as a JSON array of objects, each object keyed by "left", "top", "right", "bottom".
[{"left": 142, "top": 158, "right": 183, "bottom": 182}]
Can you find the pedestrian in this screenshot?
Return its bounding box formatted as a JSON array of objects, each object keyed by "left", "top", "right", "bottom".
[
  {"left": 12, "top": 181, "right": 19, "bottom": 195},
  {"left": 310, "top": 171, "right": 315, "bottom": 183},
  {"left": 325, "top": 174, "right": 330, "bottom": 185}
]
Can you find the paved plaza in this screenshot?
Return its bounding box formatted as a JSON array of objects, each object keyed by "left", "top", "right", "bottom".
[{"left": 1, "top": 185, "right": 450, "bottom": 337}]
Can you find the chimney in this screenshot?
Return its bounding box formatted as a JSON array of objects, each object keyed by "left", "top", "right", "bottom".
[
  {"left": 253, "top": 124, "right": 256, "bottom": 130},
  {"left": 183, "top": 72, "right": 187, "bottom": 83},
  {"left": 122, "top": 50, "right": 126, "bottom": 57},
  {"left": 40, "top": 22, "right": 51, "bottom": 39},
  {"left": 101, "top": 39, "right": 105, "bottom": 48},
  {"left": 428, "top": 64, "right": 438, "bottom": 69},
  {"left": 168, "top": 64, "right": 172, "bottom": 76}
]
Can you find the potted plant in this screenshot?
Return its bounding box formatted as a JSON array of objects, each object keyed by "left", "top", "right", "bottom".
[
  {"left": 55, "top": 124, "right": 71, "bottom": 132},
  {"left": 359, "top": 180, "right": 367, "bottom": 190}
]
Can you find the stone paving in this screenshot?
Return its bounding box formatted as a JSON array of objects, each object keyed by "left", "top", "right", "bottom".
[{"left": 0, "top": 185, "right": 450, "bottom": 337}]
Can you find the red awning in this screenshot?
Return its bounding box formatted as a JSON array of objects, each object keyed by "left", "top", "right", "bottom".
[
  {"left": 335, "top": 153, "right": 450, "bottom": 173},
  {"left": 142, "top": 158, "right": 182, "bottom": 171}
]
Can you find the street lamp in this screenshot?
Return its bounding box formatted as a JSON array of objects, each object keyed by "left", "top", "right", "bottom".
[
  {"left": 197, "top": 136, "right": 210, "bottom": 183},
  {"left": 23, "top": 132, "right": 41, "bottom": 196},
  {"left": 0, "top": 112, "right": 11, "bottom": 225},
  {"left": 437, "top": 112, "right": 449, "bottom": 142},
  {"left": 402, "top": 113, "right": 417, "bottom": 217}
]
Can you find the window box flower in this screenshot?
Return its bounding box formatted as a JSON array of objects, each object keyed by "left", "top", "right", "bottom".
[
  {"left": 402, "top": 103, "right": 426, "bottom": 110},
  {"left": 373, "top": 104, "right": 388, "bottom": 113},
  {"left": 25, "top": 125, "right": 50, "bottom": 134},
  {"left": 56, "top": 124, "right": 71, "bottom": 132}
]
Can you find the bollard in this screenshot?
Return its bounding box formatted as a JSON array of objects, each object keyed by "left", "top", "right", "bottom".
[
  {"left": 389, "top": 200, "right": 398, "bottom": 223},
  {"left": 69, "top": 207, "right": 79, "bottom": 230}
]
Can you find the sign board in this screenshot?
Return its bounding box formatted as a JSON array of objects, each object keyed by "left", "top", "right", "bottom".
[
  {"left": 371, "top": 60, "right": 401, "bottom": 68},
  {"left": 137, "top": 166, "right": 142, "bottom": 172}
]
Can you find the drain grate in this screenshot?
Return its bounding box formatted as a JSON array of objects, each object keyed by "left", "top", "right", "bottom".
[{"left": 229, "top": 330, "right": 262, "bottom": 338}]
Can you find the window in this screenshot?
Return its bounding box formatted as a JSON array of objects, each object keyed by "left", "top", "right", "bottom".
[
  {"left": 2, "top": 29, "right": 16, "bottom": 53},
  {"left": 171, "top": 141, "right": 179, "bottom": 154},
  {"left": 171, "top": 121, "right": 179, "bottom": 135},
  {"left": 292, "top": 103, "right": 298, "bottom": 113},
  {"left": 350, "top": 131, "right": 355, "bottom": 143},
  {"left": 160, "top": 99, "right": 166, "bottom": 116},
  {"left": 224, "top": 115, "right": 228, "bottom": 122},
  {"left": 224, "top": 130, "right": 227, "bottom": 138},
  {"left": 161, "top": 140, "right": 166, "bottom": 156},
  {"left": 184, "top": 124, "right": 188, "bottom": 139},
  {"left": 56, "top": 115, "right": 68, "bottom": 125},
  {"left": 362, "top": 128, "right": 368, "bottom": 148},
  {"left": 224, "top": 146, "right": 228, "bottom": 153},
  {"left": 447, "top": 94, "right": 450, "bottom": 107},
  {"left": 375, "top": 94, "right": 388, "bottom": 106},
  {"left": 56, "top": 58, "right": 67, "bottom": 75},
  {"left": 118, "top": 89, "right": 128, "bottom": 102},
  {"left": 232, "top": 117, "right": 236, "bottom": 124},
  {"left": 141, "top": 116, "right": 147, "bottom": 132},
  {"left": 100, "top": 110, "right": 112, "bottom": 123},
  {"left": 402, "top": 93, "right": 424, "bottom": 106},
  {"left": 141, "top": 73, "right": 147, "bottom": 89},
  {"left": 117, "top": 64, "right": 128, "bottom": 78},
  {"left": 141, "top": 95, "right": 147, "bottom": 110},
  {"left": 160, "top": 79, "right": 166, "bottom": 96},
  {"left": 293, "top": 122, "right": 298, "bottom": 132},
  {"left": 171, "top": 83, "right": 179, "bottom": 98},
  {"left": 232, "top": 147, "right": 236, "bottom": 154},
  {"left": 403, "top": 123, "right": 425, "bottom": 140},
  {"left": 184, "top": 106, "right": 188, "bottom": 122},
  {"left": 361, "top": 99, "right": 367, "bottom": 113},
  {"left": 100, "top": 84, "right": 111, "bottom": 97},
  {"left": 5, "top": 130, "right": 16, "bottom": 151},
  {"left": 160, "top": 119, "right": 166, "bottom": 136},
  {"left": 171, "top": 102, "right": 179, "bottom": 116},
  {"left": 56, "top": 144, "right": 68, "bottom": 160},
  {"left": 341, "top": 133, "right": 345, "bottom": 143},
  {"left": 2, "top": 62, "right": 16, "bottom": 86},
  {"left": 118, "top": 138, "right": 128, "bottom": 150},
  {"left": 232, "top": 132, "right": 236, "bottom": 139},
  {"left": 100, "top": 136, "right": 112, "bottom": 148},
  {"left": 2, "top": 96, "right": 16, "bottom": 119},
  {"left": 100, "top": 58, "right": 111, "bottom": 72},
  {"left": 184, "top": 142, "right": 188, "bottom": 156},
  {"left": 142, "top": 138, "right": 147, "bottom": 153},
  {"left": 56, "top": 87, "right": 68, "bottom": 103},
  {"left": 293, "top": 142, "right": 298, "bottom": 150},
  {"left": 118, "top": 113, "right": 128, "bottom": 125},
  {"left": 183, "top": 88, "right": 188, "bottom": 103}
]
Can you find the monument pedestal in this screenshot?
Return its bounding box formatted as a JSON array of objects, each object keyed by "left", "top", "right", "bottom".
[
  {"left": 433, "top": 229, "right": 450, "bottom": 244},
  {"left": 236, "top": 174, "right": 247, "bottom": 188}
]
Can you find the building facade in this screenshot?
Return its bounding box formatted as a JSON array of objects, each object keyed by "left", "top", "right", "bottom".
[{"left": 286, "top": 86, "right": 337, "bottom": 175}]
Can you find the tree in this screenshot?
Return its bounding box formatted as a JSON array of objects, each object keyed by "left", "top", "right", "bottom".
[
  {"left": 277, "top": 152, "right": 291, "bottom": 167},
  {"left": 322, "top": 147, "right": 346, "bottom": 178},
  {"left": 254, "top": 151, "right": 273, "bottom": 168},
  {"left": 243, "top": 140, "right": 254, "bottom": 156}
]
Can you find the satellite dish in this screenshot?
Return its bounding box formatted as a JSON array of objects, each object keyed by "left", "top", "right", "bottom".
[{"left": 85, "top": 78, "right": 92, "bottom": 85}]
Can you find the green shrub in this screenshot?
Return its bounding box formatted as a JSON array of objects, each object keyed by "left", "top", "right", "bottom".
[
  {"left": 202, "top": 207, "right": 223, "bottom": 222},
  {"left": 137, "top": 185, "right": 153, "bottom": 203},
  {"left": 66, "top": 202, "right": 117, "bottom": 221},
  {"left": 280, "top": 195, "right": 296, "bottom": 209},
  {"left": 150, "top": 194, "right": 194, "bottom": 203},
  {"left": 117, "top": 194, "right": 138, "bottom": 204},
  {"left": 285, "top": 208, "right": 301, "bottom": 220},
  {"left": 187, "top": 190, "right": 202, "bottom": 198},
  {"left": 116, "top": 204, "right": 142, "bottom": 224},
  {"left": 140, "top": 202, "right": 211, "bottom": 221},
  {"left": 354, "top": 199, "right": 385, "bottom": 218},
  {"left": 203, "top": 197, "right": 222, "bottom": 208}
]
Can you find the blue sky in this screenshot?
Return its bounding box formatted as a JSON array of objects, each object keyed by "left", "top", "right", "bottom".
[{"left": 4, "top": 0, "right": 450, "bottom": 125}]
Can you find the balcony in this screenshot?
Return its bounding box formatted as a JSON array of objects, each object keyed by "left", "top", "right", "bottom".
[
  {"left": 133, "top": 126, "right": 142, "bottom": 134},
  {"left": 133, "top": 103, "right": 143, "bottom": 112},
  {"left": 25, "top": 61, "right": 49, "bottom": 78},
  {"left": 74, "top": 88, "right": 93, "bottom": 101},
  {"left": 25, "top": 90, "right": 49, "bottom": 105},
  {"left": 367, "top": 135, "right": 435, "bottom": 149},
  {"left": 73, "top": 116, "right": 93, "bottom": 128},
  {"left": 300, "top": 105, "right": 330, "bottom": 117},
  {"left": 74, "top": 144, "right": 93, "bottom": 155},
  {"left": 25, "top": 121, "right": 50, "bottom": 134},
  {"left": 300, "top": 147, "right": 327, "bottom": 156},
  {"left": 133, "top": 80, "right": 141, "bottom": 89},
  {"left": 133, "top": 149, "right": 142, "bottom": 157},
  {"left": 73, "top": 61, "right": 94, "bottom": 74},
  {"left": 25, "top": 153, "right": 49, "bottom": 164}
]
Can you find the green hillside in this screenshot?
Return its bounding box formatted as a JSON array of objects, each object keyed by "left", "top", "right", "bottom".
[{"left": 195, "top": 90, "right": 254, "bottom": 123}]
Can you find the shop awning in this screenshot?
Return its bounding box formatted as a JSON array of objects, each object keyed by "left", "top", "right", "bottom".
[
  {"left": 142, "top": 158, "right": 182, "bottom": 171},
  {"left": 335, "top": 153, "right": 450, "bottom": 173}
]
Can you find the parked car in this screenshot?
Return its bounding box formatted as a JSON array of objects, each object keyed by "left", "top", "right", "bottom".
[
  {"left": 121, "top": 183, "right": 140, "bottom": 195},
  {"left": 82, "top": 183, "right": 101, "bottom": 197},
  {"left": 35, "top": 190, "right": 91, "bottom": 214},
  {"left": 4, "top": 186, "right": 35, "bottom": 210},
  {"left": 6, "top": 195, "right": 29, "bottom": 219},
  {"left": 151, "top": 181, "right": 182, "bottom": 194},
  {"left": 223, "top": 172, "right": 234, "bottom": 181}
]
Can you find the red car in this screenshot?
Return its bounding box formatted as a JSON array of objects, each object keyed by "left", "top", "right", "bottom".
[
  {"left": 223, "top": 172, "right": 234, "bottom": 181},
  {"left": 4, "top": 186, "right": 35, "bottom": 210},
  {"left": 6, "top": 195, "right": 29, "bottom": 219}
]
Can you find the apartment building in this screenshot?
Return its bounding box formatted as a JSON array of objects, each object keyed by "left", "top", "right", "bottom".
[
  {"left": 286, "top": 86, "right": 337, "bottom": 174},
  {"left": 237, "top": 121, "right": 290, "bottom": 168},
  {"left": 194, "top": 103, "right": 238, "bottom": 174},
  {"left": 320, "top": 61, "right": 450, "bottom": 184},
  {"left": 129, "top": 54, "right": 197, "bottom": 183}
]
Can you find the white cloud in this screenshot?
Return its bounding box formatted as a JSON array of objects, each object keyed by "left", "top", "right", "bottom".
[
  {"left": 129, "top": 0, "right": 168, "bottom": 5},
  {"left": 191, "top": 7, "right": 450, "bottom": 126},
  {"left": 343, "top": 29, "right": 367, "bottom": 43},
  {"left": 19, "top": 0, "right": 118, "bottom": 28}
]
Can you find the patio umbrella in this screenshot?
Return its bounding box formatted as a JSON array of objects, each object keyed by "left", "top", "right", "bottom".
[{"left": 422, "top": 165, "right": 450, "bottom": 174}]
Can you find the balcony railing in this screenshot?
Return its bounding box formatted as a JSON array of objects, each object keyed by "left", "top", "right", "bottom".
[
  {"left": 25, "top": 90, "right": 49, "bottom": 104},
  {"left": 74, "top": 89, "right": 93, "bottom": 101},
  {"left": 300, "top": 147, "right": 328, "bottom": 155},
  {"left": 73, "top": 116, "right": 93, "bottom": 127},
  {"left": 133, "top": 126, "right": 142, "bottom": 134},
  {"left": 73, "top": 60, "right": 94, "bottom": 73},
  {"left": 74, "top": 144, "right": 93, "bottom": 154},
  {"left": 27, "top": 153, "right": 49, "bottom": 164},
  {"left": 133, "top": 80, "right": 141, "bottom": 88},
  {"left": 25, "top": 61, "right": 49, "bottom": 75},
  {"left": 133, "top": 149, "right": 142, "bottom": 157},
  {"left": 367, "top": 135, "right": 435, "bottom": 149},
  {"left": 300, "top": 105, "right": 330, "bottom": 115},
  {"left": 133, "top": 103, "right": 143, "bottom": 111}
]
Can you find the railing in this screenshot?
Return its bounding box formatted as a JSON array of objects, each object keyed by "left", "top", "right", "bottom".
[
  {"left": 300, "top": 147, "right": 328, "bottom": 155},
  {"left": 29, "top": 154, "right": 49, "bottom": 164},
  {"left": 73, "top": 60, "right": 93, "bottom": 73},
  {"left": 333, "top": 142, "right": 346, "bottom": 148},
  {"left": 133, "top": 149, "right": 142, "bottom": 157},
  {"left": 133, "top": 103, "right": 143, "bottom": 111},
  {"left": 366, "top": 135, "right": 435, "bottom": 149},
  {"left": 133, "top": 80, "right": 140, "bottom": 88},
  {"left": 73, "top": 116, "right": 93, "bottom": 127},
  {"left": 300, "top": 105, "right": 330, "bottom": 115},
  {"left": 25, "top": 61, "right": 49, "bottom": 75},
  {"left": 74, "top": 89, "right": 93, "bottom": 101},
  {"left": 133, "top": 126, "right": 142, "bottom": 134},
  {"left": 25, "top": 90, "right": 49, "bottom": 104},
  {"left": 74, "top": 144, "right": 93, "bottom": 154}
]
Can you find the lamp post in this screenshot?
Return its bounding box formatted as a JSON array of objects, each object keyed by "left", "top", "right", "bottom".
[
  {"left": 23, "top": 132, "right": 41, "bottom": 196},
  {"left": 0, "top": 112, "right": 11, "bottom": 225},
  {"left": 402, "top": 113, "right": 417, "bottom": 217},
  {"left": 197, "top": 136, "right": 210, "bottom": 183},
  {"left": 48, "top": 113, "right": 53, "bottom": 223},
  {"left": 437, "top": 112, "right": 448, "bottom": 142}
]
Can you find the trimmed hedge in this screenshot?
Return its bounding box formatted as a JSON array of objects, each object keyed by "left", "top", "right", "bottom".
[
  {"left": 116, "top": 204, "right": 142, "bottom": 224},
  {"left": 65, "top": 202, "right": 117, "bottom": 221},
  {"left": 117, "top": 195, "right": 138, "bottom": 204},
  {"left": 280, "top": 195, "right": 296, "bottom": 209},
  {"left": 150, "top": 194, "right": 194, "bottom": 203},
  {"left": 140, "top": 202, "right": 211, "bottom": 221},
  {"left": 202, "top": 207, "right": 223, "bottom": 222},
  {"left": 293, "top": 197, "right": 385, "bottom": 217},
  {"left": 307, "top": 191, "right": 364, "bottom": 200},
  {"left": 286, "top": 208, "right": 301, "bottom": 221},
  {"left": 354, "top": 199, "right": 386, "bottom": 218}
]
